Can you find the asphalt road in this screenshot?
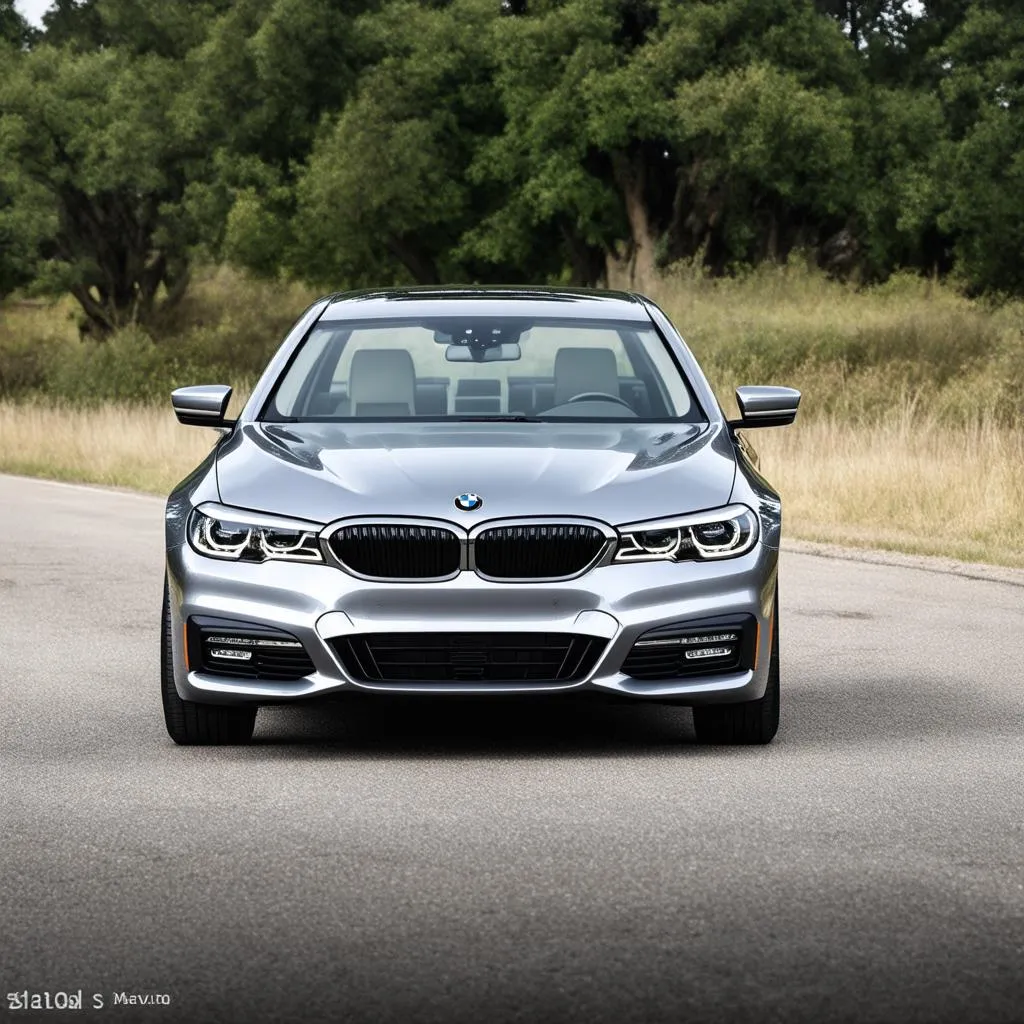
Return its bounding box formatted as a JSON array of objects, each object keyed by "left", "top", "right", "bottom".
[{"left": 1, "top": 474, "right": 1022, "bottom": 1024}]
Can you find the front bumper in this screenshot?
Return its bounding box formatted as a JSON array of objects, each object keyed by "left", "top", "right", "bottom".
[{"left": 166, "top": 541, "right": 778, "bottom": 705}]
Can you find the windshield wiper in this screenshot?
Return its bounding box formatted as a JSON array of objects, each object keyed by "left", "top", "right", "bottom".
[
  {"left": 456, "top": 415, "right": 539, "bottom": 422},
  {"left": 262, "top": 415, "right": 541, "bottom": 424}
]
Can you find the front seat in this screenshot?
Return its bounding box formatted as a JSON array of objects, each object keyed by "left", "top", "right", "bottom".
[
  {"left": 553, "top": 347, "right": 621, "bottom": 406},
  {"left": 348, "top": 349, "right": 416, "bottom": 417}
]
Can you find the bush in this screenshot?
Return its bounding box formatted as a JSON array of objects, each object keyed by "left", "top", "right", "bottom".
[
  {"left": 2, "top": 262, "right": 1022, "bottom": 428},
  {"left": 651, "top": 260, "right": 1024, "bottom": 427},
  {"left": 0, "top": 267, "right": 318, "bottom": 404}
]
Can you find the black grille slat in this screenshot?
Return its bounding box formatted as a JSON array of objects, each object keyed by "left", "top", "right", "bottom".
[
  {"left": 473, "top": 524, "right": 606, "bottom": 579},
  {"left": 332, "top": 633, "right": 605, "bottom": 683},
  {"left": 329, "top": 524, "right": 461, "bottom": 579},
  {"left": 559, "top": 637, "right": 597, "bottom": 680}
]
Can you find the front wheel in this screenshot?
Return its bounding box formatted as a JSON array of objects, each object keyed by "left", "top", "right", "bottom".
[
  {"left": 161, "top": 580, "right": 257, "bottom": 745},
  {"left": 692, "top": 593, "right": 780, "bottom": 745}
]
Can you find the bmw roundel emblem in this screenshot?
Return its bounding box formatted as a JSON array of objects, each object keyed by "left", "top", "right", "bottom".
[{"left": 455, "top": 492, "right": 483, "bottom": 512}]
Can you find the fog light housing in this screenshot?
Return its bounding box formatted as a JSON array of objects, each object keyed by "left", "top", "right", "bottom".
[
  {"left": 621, "top": 616, "right": 756, "bottom": 680},
  {"left": 187, "top": 616, "right": 316, "bottom": 681}
]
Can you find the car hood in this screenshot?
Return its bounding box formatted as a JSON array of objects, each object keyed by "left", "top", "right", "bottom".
[{"left": 214, "top": 421, "right": 737, "bottom": 526}]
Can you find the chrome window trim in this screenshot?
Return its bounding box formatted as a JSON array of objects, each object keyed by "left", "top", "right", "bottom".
[{"left": 318, "top": 515, "right": 618, "bottom": 583}]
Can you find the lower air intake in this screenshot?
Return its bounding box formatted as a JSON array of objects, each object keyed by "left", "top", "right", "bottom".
[{"left": 332, "top": 632, "right": 605, "bottom": 683}]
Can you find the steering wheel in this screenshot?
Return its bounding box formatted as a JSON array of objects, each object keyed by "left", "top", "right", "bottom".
[{"left": 566, "top": 391, "right": 634, "bottom": 410}]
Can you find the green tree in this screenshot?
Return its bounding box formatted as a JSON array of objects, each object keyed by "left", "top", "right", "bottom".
[
  {"left": 3, "top": 0, "right": 1016, "bottom": 304},
  {"left": 671, "top": 62, "right": 856, "bottom": 268},
  {"left": 937, "top": 1, "right": 1024, "bottom": 292},
  {"left": 850, "top": 85, "right": 950, "bottom": 279},
  {"left": 0, "top": 45, "right": 205, "bottom": 330},
  {"left": 461, "top": 0, "right": 625, "bottom": 285},
  {"left": 39, "top": 0, "right": 106, "bottom": 48},
  {"left": 291, "top": 0, "right": 506, "bottom": 287},
  {"left": 1, "top": 0, "right": 32, "bottom": 47},
  {"left": 175, "top": 0, "right": 379, "bottom": 277},
  {"left": 469, "top": 0, "right": 862, "bottom": 286},
  {"left": 0, "top": 36, "right": 49, "bottom": 297}
]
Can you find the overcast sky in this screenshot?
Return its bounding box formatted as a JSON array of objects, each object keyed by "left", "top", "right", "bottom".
[{"left": 14, "top": 0, "right": 51, "bottom": 28}]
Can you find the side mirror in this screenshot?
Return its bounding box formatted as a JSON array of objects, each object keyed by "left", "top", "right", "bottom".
[
  {"left": 730, "top": 386, "right": 801, "bottom": 429},
  {"left": 171, "top": 385, "right": 234, "bottom": 428}
]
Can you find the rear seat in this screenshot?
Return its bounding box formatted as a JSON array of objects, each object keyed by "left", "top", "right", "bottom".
[
  {"left": 455, "top": 378, "right": 501, "bottom": 415},
  {"left": 307, "top": 378, "right": 451, "bottom": 417},
  {"left": 416, "top": 377, "right": 450, "bottom": 416},
  {"left": 508, "top": 378, "right": 554, "bottom": 416}
]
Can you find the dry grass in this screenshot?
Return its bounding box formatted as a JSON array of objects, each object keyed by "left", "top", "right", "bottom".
[
  {"left": 2, "top": 398, "right": 1022, "bottom": 568},
  {"left": 651, "top": 262, "right": 1024, "bottom": 429},
  {"left": 0, "top": 401, "right": 216, "bottom": 495},
  {"left": 755, "top": 413, "right": 1024, "bottom": 567}
]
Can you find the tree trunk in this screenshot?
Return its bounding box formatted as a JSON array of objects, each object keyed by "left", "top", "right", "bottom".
[
  {"left": 386, "top": 235, "right": 440, "bottom": 285},
  {"left": 69, "top": 283, "right": 116, "bottom": 336},
  {"left": 609, "top": 150, "right": 657, "bottom": 292},
  {"left": 560, "top": 223, "right": 604, "bottom": 287},
  {"left": 55, "top": 187, "right": 190, "bottom": 337}
]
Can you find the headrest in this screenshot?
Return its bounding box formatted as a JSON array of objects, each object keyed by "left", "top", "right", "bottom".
[
  {"left": 553, "top": 347, "right": 620, "bottom": 405},
  {"left": 348, "top": 349, "right": 416, "bottom": 416}
]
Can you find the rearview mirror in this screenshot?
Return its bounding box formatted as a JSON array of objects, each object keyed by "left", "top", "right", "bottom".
[
  {"left": 171, "top": 384, "right": 234, "bottom": 428},
  {"left": 445, "top": 343, "right": 521, "bottom": 362},
  {"left": 731, "top": 386, "right": 801, "bottom": 429}
]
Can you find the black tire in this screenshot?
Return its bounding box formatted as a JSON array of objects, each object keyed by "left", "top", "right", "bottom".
[
  {"left": 692, "top": 591, "right": 780, "bottom": 745},
  {"left": 161, "top": 580, "right": 257, "bottom": 745}
]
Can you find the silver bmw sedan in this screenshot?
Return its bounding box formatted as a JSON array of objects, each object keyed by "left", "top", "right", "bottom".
[{"left": 163, "top": 287, "right": 799, "bottom": 745}]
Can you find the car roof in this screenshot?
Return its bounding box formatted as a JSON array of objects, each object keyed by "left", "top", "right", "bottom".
[{"left": 317, "top": 286, "right": 653, "bottom": 324}]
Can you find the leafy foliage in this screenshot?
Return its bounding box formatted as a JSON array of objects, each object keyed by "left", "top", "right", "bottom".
[
  {"left": 0, "top": 1, "right": 31, "bottom": 47},
  {"left": 1, "top": 0, "right": 1024, "bottom": 327},
  {"left": 0, "top": 42, "right": 204, "bottom": 329},
  {"left": 293, "top": 0, "right": 503, "bottom": 286},
  {"left": 937, "top": 1, "right": 1024, "bottom": 292}
]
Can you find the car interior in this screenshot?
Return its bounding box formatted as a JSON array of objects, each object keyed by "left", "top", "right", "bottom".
[
  {"left": 305, "top": 347, "right": 657, "bottom": 418},
  {"left": 266, "top": 322, "right": 700, "bottom": 421}
]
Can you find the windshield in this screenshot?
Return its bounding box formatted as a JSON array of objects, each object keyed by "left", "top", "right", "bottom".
[{"left": 262, "top": 318, "right": 703, "bottom": 423}]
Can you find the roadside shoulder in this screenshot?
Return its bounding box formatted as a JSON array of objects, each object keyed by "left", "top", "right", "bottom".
[{"left": 783, "top": 538, "right": 1024, "bottom": 588}]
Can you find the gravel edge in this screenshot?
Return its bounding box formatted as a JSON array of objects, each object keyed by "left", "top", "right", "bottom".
[{"left": 783, "top": 538, "right": 1024, "bottom": 588}]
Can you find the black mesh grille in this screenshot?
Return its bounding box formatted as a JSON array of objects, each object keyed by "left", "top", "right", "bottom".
[
  {"left": 329, "top": 524, "right": 461, "bottom": 579},
  {"left": 473, "top": 524, "right": 607, "bottom": 579},
  {"left": 332, "top": 633, "right": 605, "bottom": 683},
  {"left": 620, "top": 616, "right": 755, "bottom": 680}
]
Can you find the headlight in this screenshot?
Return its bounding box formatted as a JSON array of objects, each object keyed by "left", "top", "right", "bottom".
[
  {"left": 614, "top": 504, "right": 759, "bottom": 563},
  {"left": 188, "top": 503, "right": 324, "bottom": 563}
]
